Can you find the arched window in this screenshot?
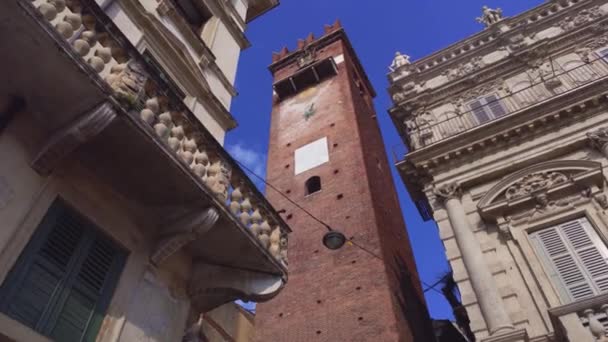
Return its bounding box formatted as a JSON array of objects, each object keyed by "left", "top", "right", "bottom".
[{"left": 305, "top": 176, "right": 321, "bottom": 195}]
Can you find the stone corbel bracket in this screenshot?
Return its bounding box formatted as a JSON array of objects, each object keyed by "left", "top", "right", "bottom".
[
  {"left": 478, "top": 160, "right": 604, "bottom": 222},
  {"left": 188, "top": 262, "right": 284, "bottom": 312},
  {"left": 31, "top": 101, "right": 117, "bottom": 176},
  {"left": 150, "top": 207, "right": 220, "bottom": 266}
]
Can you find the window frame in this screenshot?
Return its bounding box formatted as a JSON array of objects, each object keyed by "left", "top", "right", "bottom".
[{"left": 305, "top": 176, "right": 322, "bottom": 196}]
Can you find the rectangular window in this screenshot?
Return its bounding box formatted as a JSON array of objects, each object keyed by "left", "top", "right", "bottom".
[
  {"left": 0, "top": 200, "right": 126, "bottom": 341},
  {"left": 596, "top": 47, "right": 608, "bottom": 62},
  {"left": 530, "top": 217, "right": 608, "bottom": 302},
  {"left": 468, "top": 94, "right": 508, "bottom": 124},
  {"left": 173, "top": 0, "right": 213, "bottom": 36}
]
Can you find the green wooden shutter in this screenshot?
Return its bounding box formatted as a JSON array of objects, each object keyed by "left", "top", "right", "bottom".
[
  {"left": 530, "top": 218, "right": 608, "bottom": 302},
  {"left": 0, "top": 200, "right": 126, "bottom": 342}
]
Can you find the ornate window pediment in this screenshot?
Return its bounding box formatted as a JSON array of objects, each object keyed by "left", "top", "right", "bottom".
[{"left": 478, "top": 160, "right": 603, "bottom": 220}]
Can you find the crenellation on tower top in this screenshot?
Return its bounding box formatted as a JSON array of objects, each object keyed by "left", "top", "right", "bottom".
[{"left": 271, "top": 19, "right": 343, "bottom": 63}]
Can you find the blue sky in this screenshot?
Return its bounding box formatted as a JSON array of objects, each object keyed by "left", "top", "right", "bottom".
[{"left": 227, "top": 0, "right": 544, "bottom": 319}]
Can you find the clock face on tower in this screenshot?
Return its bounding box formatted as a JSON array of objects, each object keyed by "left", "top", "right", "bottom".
[{"left": 278, "top": 79, "right": 334, "bottom": 134}]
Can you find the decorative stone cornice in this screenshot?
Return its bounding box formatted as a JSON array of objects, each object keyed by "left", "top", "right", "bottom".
[
  {"left": 587, "top": 127, "right": 608, "bottom": 150},
  {"left": 389, "top": 1, "right": 608, "bottom": 109},
  {"left": 390, "top": 0, "right": 600, "bottom": 84},
  {"left": 433, "top": 183, "right": 462, "bottom": 201}
]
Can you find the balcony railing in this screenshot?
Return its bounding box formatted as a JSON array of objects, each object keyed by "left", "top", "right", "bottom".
[
  {"left": 27, "top": 0, "right": 289, "bottom": 266},
  {"left": 549, "top": 293, "right": 608, "bottom": 341},
  {"left": 402, "top": 54, "right": 608, "bottom": 151}
]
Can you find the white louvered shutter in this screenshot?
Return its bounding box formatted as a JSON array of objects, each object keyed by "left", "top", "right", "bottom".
[
  {"left": 469, "top": 99, "right": 490, "bottom": 124},
  {"left": 468, "top": 94, "right": 508, "bottom": 124},
  {"left": 484, "top": 94, "right": 507, "bottom": 118},
  {"left": 530, "top": 218, "right": 608, "bottom": 302}
]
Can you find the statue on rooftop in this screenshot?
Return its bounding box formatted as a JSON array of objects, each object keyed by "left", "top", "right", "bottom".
[
  {"left": 476, "top": 6, "right": 503, "bottom": 27},
  {"left": 389, "top": 51, "right": 411, "bottom": 72}
]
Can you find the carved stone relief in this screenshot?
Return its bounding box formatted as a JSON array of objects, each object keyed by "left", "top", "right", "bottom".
[
  {"left": 391, "top": 79, "right": 427, "bottom": 104},
  {"left": 506, "top": 190, "right": 591, "bottom": 226},
  {"left": 403, "top": 108, "right": 437, "bottom": 149},
  {"left": 297, "top": 47, "right": 316, "bottom": 68},
  {"left": 559, "top": 6, "right": 604, "bottom": 32},
  {"left": 504, "top": 171, "right": 568, "bottom": 201},
  {"left": 587, "top": 127, "right": 608, "bottom": 151},
  {"left": 442, "top": 56, "right": 485, "bottom": 81},
  {"left": 105, "top": 61, "right": 148, "bottom": 105},
  {"left": 506, "top": 34, "right": 527, "bottom": 51},
  {"left": 576, "top": 34, "right": 608, "bottom": 63}
]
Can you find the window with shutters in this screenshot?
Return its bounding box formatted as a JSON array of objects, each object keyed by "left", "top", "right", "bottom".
[
  {"left": 596, "top": 47, "right": 608, "bottom": 62},
  {"left": 467, "top": 94, "right": 508, "bottom": 124},
  {"left": 530, "top": 217, "right": 608, "bottom": 303},
  {"left": 0, "top": 200, "right": 127, "bottom": 341}
]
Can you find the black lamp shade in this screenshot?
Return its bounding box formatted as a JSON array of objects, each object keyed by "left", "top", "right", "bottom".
[{"left": 322, "top": 230, "right": 346, "bottom": 250}]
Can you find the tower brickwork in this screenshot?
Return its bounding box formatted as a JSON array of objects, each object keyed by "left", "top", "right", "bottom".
[{"left": 254, "top": 22, "right": 434, "bottom": 342}]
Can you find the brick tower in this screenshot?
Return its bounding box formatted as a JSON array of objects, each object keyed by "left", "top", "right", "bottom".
[{"left": 254, "top": 22, "right": 434, "bottom": 342}]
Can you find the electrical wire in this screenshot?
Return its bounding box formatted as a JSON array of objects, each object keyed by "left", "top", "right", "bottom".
[{"left": 233, "top": 159, "right": 444, "bottom": 295}]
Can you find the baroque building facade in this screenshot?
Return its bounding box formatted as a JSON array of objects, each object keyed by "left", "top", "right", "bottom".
[
  {"left": 253, "top": 23, "right": 435, "bottom": 342},
  {"left": 0, "top": 0, "right": 288, "bottom": 341},
  {"left": 388, "top": 1, "right": 608, "bottom": 341}
]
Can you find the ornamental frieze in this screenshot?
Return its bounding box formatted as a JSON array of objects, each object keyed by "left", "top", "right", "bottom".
[
  {"left": 559, "top": 6, "right": 604, "bottom": 32},
  {"left": 504, "top": 171, "right": 568, "bottom": 201},
  {"left": 442, "top": 56, "right": 485, "bottom": 81}
]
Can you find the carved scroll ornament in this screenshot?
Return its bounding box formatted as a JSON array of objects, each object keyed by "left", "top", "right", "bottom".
[{"left": 433, "top": 183, "right": 462, "bottom": 201}]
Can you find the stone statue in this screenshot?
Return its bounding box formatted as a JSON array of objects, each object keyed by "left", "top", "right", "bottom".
[
  {"left": 476, "top": 6, "right": 503, "bottom": 27},
  {"left": 389, "top": 51, "right": 411, "bottom": 71}
]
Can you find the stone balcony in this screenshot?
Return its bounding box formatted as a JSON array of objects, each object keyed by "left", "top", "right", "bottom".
[
  {"left": 550, "top": 293, "right": 608, "bottom": 341},
  {"left": 392, "top": 55, "right": 608, "bottom": 153},
  {"left": 1, "top": 0, "right": 289, "bottom": 311}
]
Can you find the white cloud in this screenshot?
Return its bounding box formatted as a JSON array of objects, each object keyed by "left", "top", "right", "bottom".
[{"left": 227, "top": 143, "right": 267, "bottom": 190}]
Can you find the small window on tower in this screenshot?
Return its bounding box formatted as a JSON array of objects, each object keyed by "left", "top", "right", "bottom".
[{"left": 305, "top": 176, "right": 322, "bottom": 195}]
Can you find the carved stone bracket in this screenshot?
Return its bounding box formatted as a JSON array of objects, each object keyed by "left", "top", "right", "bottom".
[
  {"left": 150, "top": 207, "right": 220, "bottom": 266},
  {"left": 587, "top": 127, "right": 608, "bottom": 152},
  {"left": 189, "top": 262, "right": 284, "bottom": 312},
  {"left": 433, "top": 183, "right": 463, "bottom": 202},
  {"left": 31, "top": 102, "right": 117, "bottom": 175}
]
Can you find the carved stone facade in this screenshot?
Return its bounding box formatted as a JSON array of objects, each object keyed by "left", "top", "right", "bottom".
[{"left": 389, "top": 1, "right": 608, "bottom": 341}]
